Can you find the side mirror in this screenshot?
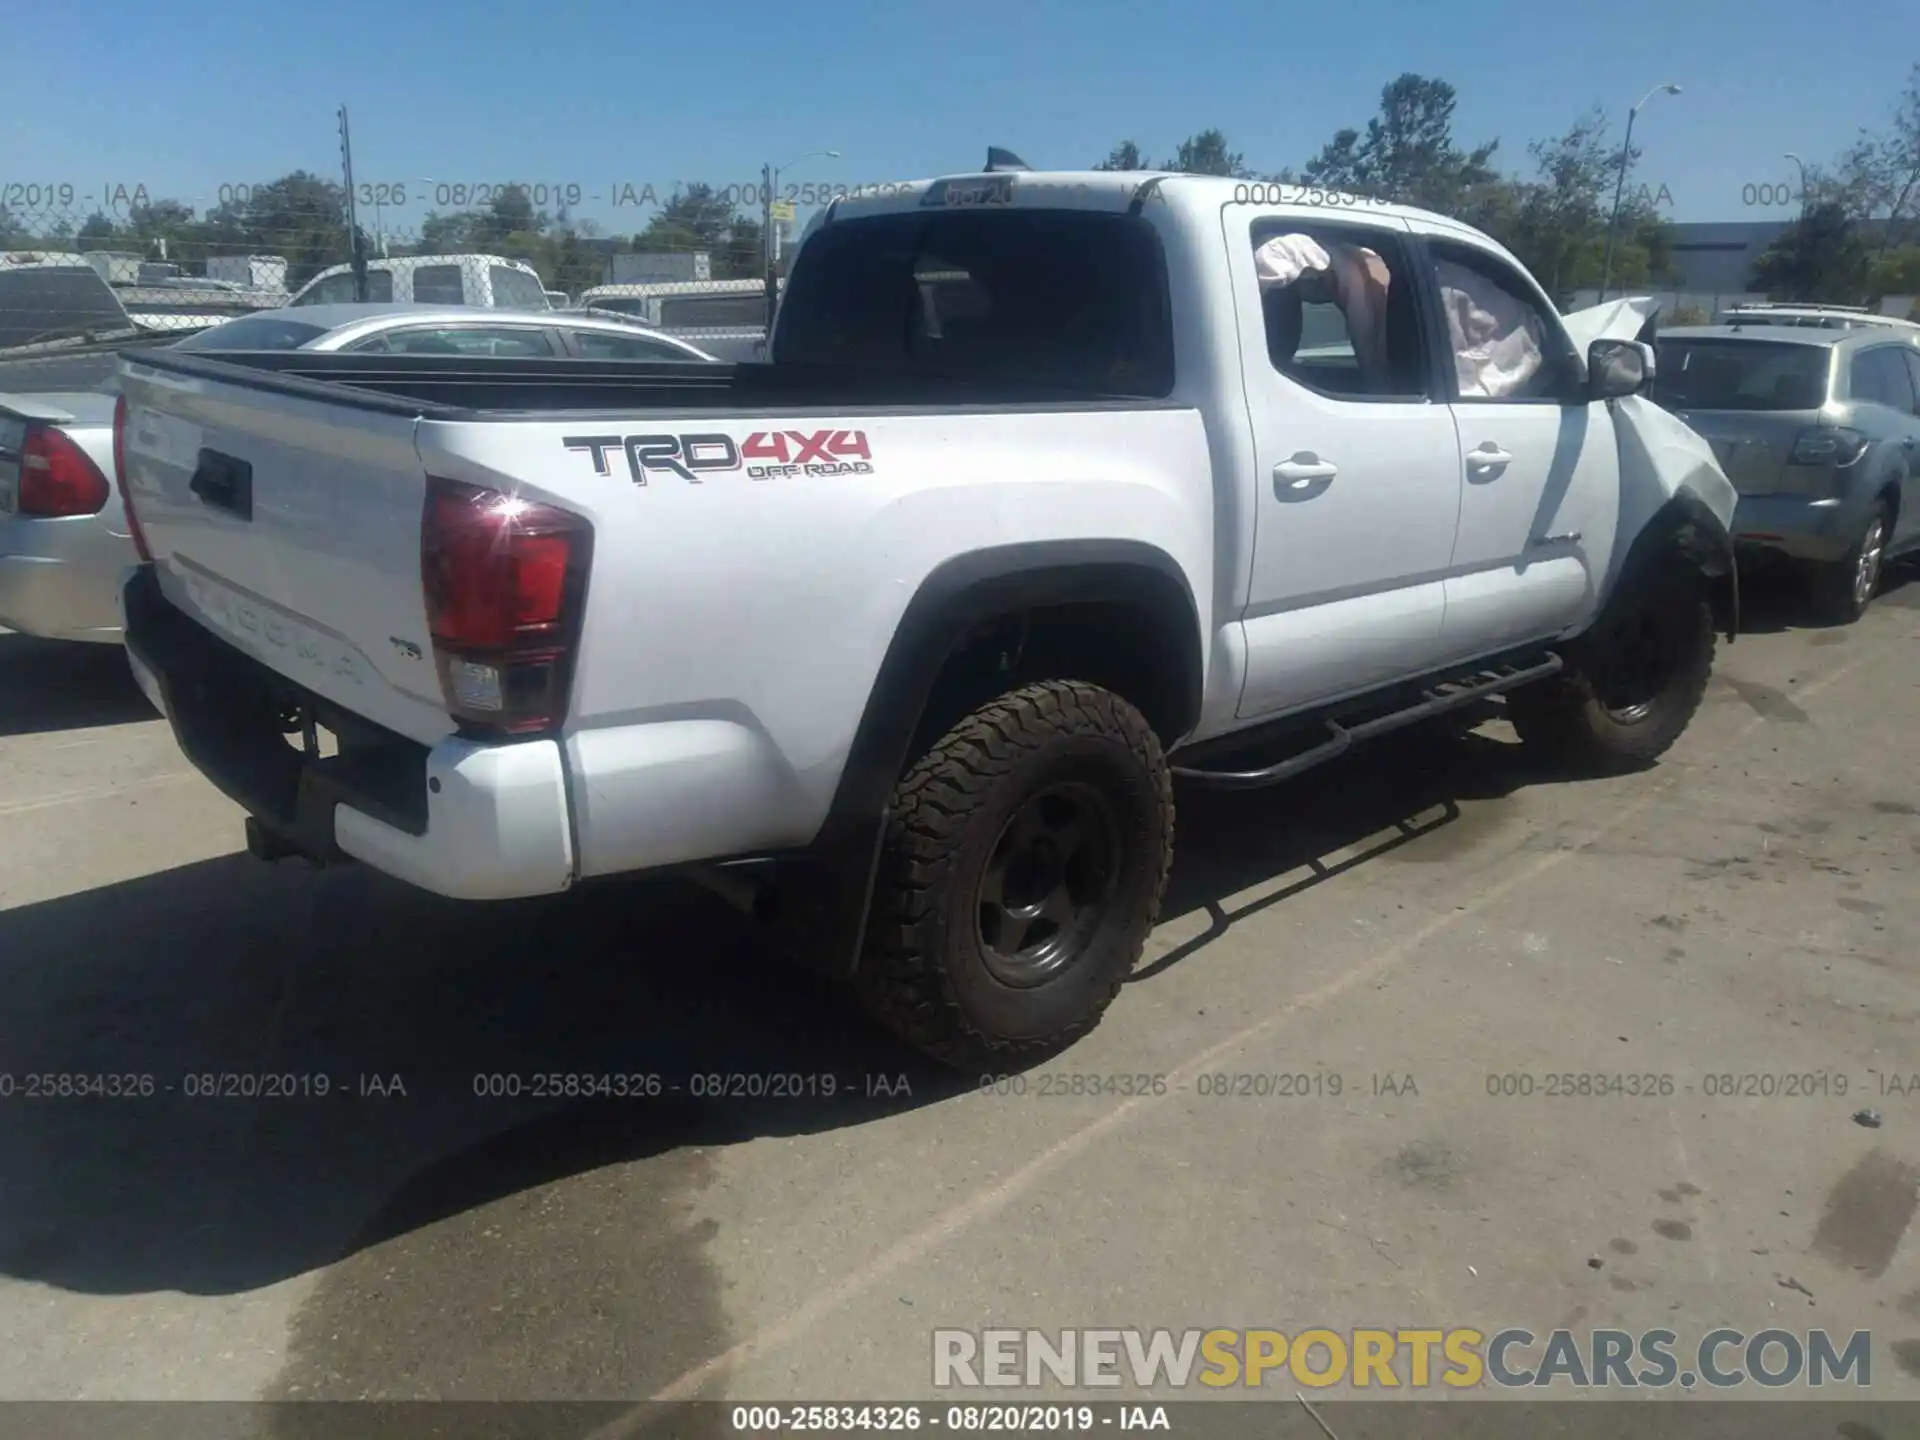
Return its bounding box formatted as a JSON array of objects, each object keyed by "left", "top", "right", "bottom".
[{"left": 1588, "top": 338, "right": 1655, "bottom": 401}]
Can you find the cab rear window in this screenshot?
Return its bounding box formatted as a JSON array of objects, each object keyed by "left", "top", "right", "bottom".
[{"left": 775, "top": 209, "right": 1174, "bottom": 396}]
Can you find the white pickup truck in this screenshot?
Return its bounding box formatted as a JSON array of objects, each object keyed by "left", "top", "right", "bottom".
[{"left": 113, "top": 167, "right": 1739, "bottom": 1068}]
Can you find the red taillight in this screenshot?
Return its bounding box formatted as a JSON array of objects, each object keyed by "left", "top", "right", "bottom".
[
  {"left": 420, "top": 477, "right": 591, "bottom": 736},
  {"left": 112, "top": 394, "right": 154, "bottom": 561},
  {"left": 18, "top": 426, "right": 111, "bottom": 517}
]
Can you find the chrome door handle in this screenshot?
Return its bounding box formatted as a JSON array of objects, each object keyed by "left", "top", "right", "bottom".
[
  {"left": 1466, "top": 444, "right": 1513, "bottom": 467},
  {"left": 1274, "top": 457, "right": 1338, "bottom": 484}
]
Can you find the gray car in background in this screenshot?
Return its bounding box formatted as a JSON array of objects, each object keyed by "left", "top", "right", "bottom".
[
  {"left": 1652, "top": 323, "right": 1920, "bottom": 621},
  {"left": 0, "top": 306, "right": 719, "bottom": 644}
]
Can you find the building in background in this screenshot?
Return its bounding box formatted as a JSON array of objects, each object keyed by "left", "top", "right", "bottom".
[{"left": 1664, "top": 221, "right": 1795, "bottom": 293}]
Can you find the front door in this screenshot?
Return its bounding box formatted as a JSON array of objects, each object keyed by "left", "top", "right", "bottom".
[
  {"left": 1416, "top": 234, "right": 1621, "bottom": 661},
  {"left": 1234, "top": 211, "right": 1463, "bottom": 719}
]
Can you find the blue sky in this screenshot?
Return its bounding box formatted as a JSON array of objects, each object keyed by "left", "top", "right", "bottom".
[{"left": 5, "top": 0, "right": 1914, "bottom": 232}]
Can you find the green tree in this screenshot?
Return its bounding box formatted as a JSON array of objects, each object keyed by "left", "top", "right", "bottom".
[
  {"left": 1492, "top": 108, "right": 1673, "bottom": 301},
  {"left": 1092, "top": 140, "right": 1148, "bottom": 171},
  {"left": 76, "top": 212, "right": 123, "bottom": 246},
  {"left": 1865, "top": 245, "right": 1920, "bottom": 299},
  {"left": 1160, "top": 130, "right": 1250, "bottom": 178},
  {"left": 1750, "top": 201, "right": 1870, "bottom": 301},
  {"left": 630, "top": 184, "right": 765, "bottom": 278},
  {"left": 200, "top": 171, "right": 352, "bottom": 286},
  {"left": 1826, "top": 63, "right": 1920, "bottom": 255},
  {"left": 1299, "top": 73, "right": 1499, "bottom": 210}
]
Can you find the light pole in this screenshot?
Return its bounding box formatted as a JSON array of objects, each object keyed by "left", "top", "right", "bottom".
[
  {"left": 1783, "top": 152, "right": 1809, "bottom": 217},
  {"left": 1599, "top": 82, "right": 1682, "bottom": 301},
  {"left": 763, "top": 149, "right": 838, "bottom": 317}
]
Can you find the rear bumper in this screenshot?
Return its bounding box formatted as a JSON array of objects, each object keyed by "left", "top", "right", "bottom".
[
  {"left": 120, "top": 564, "right": 575, "bottom": 900},
  {"left": 1731, "top": 494, "right": 1859, "bottom": 564},
  {"left": 0, "top": 514, "right": 128, "bottom": 642}
]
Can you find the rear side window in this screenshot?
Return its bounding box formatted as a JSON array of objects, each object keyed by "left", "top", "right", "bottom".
[
  {"left": 571, "top": 330, "right": 703, "bottom": 360},
  {"left": 775, "top": 210, "right": 1175, "bottom": 396},
  {"left": 361, "top": 326, "right": 557, "bottom": 357},
  {"left": 1903, "top": 350, "right": 1920, "bottom": 413},
  {"left": 176, "top": 315, "right": 329, "bottom": 351},
  {"left": 1850, "top": 347, "right": 1918, "bottom": 411},
  {"left": 489, "top": 264, "right": 550, "bottom": 311},
  {"left": 411, "top": 264, "right": 465, "bottom": 305},
  {"left": 1652, "top": 339, "right": 1831, "bottom": 411}
]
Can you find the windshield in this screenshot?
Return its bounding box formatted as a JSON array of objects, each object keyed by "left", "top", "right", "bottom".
[
  {"left": 774, "top": 209, "right": 1174, "bottom": 395},
  {"left": 172, "top": 314, "right": 330, "bottom": 351},
  {"left": 1651, "top": 338, "right": 1831, "bottom": 410}
]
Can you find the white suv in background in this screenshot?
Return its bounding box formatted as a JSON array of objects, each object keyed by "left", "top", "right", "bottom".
[{"left": 289, "top": 255, "right": 550, "bottom": 310}]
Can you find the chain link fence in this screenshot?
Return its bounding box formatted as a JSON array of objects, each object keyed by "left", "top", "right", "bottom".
[{"left": 0, "top": 167, "right": 790, "bottom": 381}]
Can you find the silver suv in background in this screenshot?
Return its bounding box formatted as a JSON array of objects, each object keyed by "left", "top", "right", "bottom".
[
  {"left": 1652, "top": 323, "right": 1920, "bottom": 620},
  {"left": 1715, "top": 302, "right": 1920, "bottom": 333}
]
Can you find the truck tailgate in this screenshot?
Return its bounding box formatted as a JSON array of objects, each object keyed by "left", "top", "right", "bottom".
[{"left": 117, "top": 360, "right": 455, "bottom": 746}]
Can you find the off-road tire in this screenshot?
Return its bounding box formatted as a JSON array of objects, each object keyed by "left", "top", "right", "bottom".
[
  {"left": 1507, "top": 574, "right": 1716, "bottom": 771},
  {"left": 854, "top": 680, "right": 1174, "bottom": 1070},
  {"left": 1810, "top": 501, "right": 1892, "bottom": 625}
]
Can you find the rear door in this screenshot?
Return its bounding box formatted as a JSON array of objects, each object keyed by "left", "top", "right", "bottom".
[{"left": 1230, "top": 209, "right": 1463, "bottom": 718}]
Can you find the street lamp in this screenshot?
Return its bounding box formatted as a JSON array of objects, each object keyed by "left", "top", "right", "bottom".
[
  {"left": 762, "top": 149, "right": 839, "bottom": 313},
  {"left": 1599, "top": 82, "right": 1682, "bottom": 301},
  {"left": 1783, "top": 152, "right": 1809, "bottom": 216}
]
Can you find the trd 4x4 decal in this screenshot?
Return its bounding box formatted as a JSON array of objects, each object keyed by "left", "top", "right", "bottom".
[{"left": 563, "top": 429, "right": 874, "bottom": 485}]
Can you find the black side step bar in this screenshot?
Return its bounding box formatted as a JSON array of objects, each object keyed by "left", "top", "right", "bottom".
[{"left": 1171, "top": 654, "right": 1564, "bottom": 791}]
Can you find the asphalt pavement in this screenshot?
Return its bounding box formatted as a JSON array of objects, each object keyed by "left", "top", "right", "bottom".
[{"left": 0, "top": 570, "right": 1915, "bottom": 1430}]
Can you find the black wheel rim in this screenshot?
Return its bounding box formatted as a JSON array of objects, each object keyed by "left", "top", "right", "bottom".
[
  {"left": 975, "top": 781, "right": 1123, "bottom": 987},
  {"left": 1592, "top": 605, "right": 1687, "bottom": 724}
]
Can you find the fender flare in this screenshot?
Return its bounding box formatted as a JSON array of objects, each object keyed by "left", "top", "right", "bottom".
[
  {"left": 1607, "top": 490, "right": 1739, "bottom": 642},
  {"left": 821, "top": 538, "right": 1203, "bottom": 843},
  {"left": 794, "top": 539, "right": 1202, "bottom": 976}
]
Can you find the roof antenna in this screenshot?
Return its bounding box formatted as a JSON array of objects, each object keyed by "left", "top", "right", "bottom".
[{"left": 984, "top": 147, "right": 1031, "bottom": 173}]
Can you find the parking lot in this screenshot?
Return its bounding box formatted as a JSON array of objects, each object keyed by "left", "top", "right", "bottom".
[{"left": 0, "top": 570, "right": 1915, "bottom": 1417}]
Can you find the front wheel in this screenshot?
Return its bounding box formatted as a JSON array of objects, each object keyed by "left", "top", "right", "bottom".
[
  {"left": 854, "top": 680, "right": 1174, "bottom": 1069},
  {"left": 1507, "top": 573, "right": 1716, "bottom": 771}
]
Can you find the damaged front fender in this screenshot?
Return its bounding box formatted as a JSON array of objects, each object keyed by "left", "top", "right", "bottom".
[{"left": 1563, "top": 296, "right": 1741, "bottom": 640}]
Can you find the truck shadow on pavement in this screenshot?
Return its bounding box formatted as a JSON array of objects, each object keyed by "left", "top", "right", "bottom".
[
  {"left": 0, "top": 631, "right": 157, "bottom": 738},
  {"left": 0, "top": 718, "right": 1588, "bottom": 1408}
]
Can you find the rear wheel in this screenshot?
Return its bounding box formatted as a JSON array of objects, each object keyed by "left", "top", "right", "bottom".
[
  {"left": 855, "top": 679, "right": 1173, "bottom": 1070},
  {"left": 1811, "top": 502, "right": 1891, "bottom": 624},
  {"left": 1507, "top": 570, "right": 1715, "bottom": 770}
]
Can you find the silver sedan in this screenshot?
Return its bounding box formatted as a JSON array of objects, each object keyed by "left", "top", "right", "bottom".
[{"left": 0, "top": 306, "right": 720, "bottom": 644}]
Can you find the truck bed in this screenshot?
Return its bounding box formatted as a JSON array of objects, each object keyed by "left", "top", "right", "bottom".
[{"left": 127, "top": 349, "right": 1179, "bottom": 418}]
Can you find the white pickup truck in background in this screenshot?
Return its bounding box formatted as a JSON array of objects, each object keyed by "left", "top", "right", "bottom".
[{"left": 113, "top": 167, "right": 1738, "bottom": 1068}]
